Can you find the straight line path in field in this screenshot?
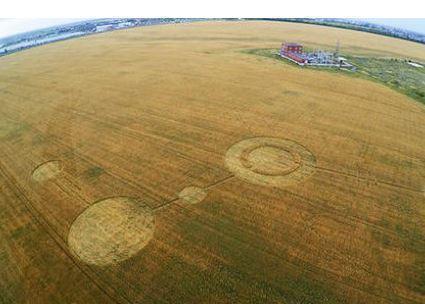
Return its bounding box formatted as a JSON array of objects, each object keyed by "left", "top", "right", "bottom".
[
  {"left": 314, "top": 165, "right": 424, "bottom": 194},
  {"left": 152, "top": 197, "right": 180, "bottom": 212},
  {"left": 205, "top": 174, "right": 235, "bottom": 190},
  {"left": 152, "top": 174, "right": 235, "bottom": 212}
]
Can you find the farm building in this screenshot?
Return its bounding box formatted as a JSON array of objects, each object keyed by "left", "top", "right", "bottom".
[
  {"left": 282, "top": 42, "right": 303, "bottom": 54},
  {"left": 280, "top": 42, "right": 307, "bottom": 65}
]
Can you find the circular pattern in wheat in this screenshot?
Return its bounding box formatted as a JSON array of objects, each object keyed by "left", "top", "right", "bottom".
[
  {"left": 31, "top": 160, "right": 62, "bottom": 182},
  {"left": 225, "top": 137, "right": 316, "bottom": 188},
  {"left": 179, "top": 186, "right": 207, "bottom": 204},
  {"left": 67, "top": 197, "right": 154, "bottom": 266}
]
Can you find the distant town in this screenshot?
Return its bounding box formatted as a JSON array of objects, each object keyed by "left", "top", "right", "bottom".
[
  {"left": 0, "top": 18, "right": 424, "bottom": 58},
  {"left": 0, "top": 19, "right": 200, "bottom": 57}
]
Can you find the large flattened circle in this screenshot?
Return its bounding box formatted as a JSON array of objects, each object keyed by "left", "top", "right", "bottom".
[
  {"left": 225, "top": 137, "right": 316, "bottom": 188},
  {"left": 67, "top": 197, "right": 154, "bottom": 266}
]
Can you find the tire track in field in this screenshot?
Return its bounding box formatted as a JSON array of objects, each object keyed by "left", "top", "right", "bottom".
[
  {"left": 179, "top": 161, "right": 423, "bottom": 300},
  {"left": 314, "top": 165, "right": 424, "bottom": 194},
  {"left": 0, "top": 116, "right": 137, "bottom": 303},
  {"left": 169, "top": 198, "right": 422, "bottom": 304},
  {"left": 0, "top": 164, "right": 131, "bottom": 304}
]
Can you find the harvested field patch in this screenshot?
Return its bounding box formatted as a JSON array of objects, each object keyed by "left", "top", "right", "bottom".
[
  {"left": 67, "top": 197, "right": 154, "bottom": 266},
  {"left": 178, "top": 186, "right": 207, "bottom": 204},
  {"left": 225, "top": 137, "right": 316, "bottom": 188},
  {"left": 31, "top": 160, "right": 62, "bottom": 182}
]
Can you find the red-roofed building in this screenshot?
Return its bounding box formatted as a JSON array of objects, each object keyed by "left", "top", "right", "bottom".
[
  {"left": 281, "top": 43, "right": 303, "bottom": 54},
  {"left": 280, "top": 42, "right": 306, "bottom": 65}
]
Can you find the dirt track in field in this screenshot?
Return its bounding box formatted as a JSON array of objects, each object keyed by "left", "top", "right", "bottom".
[{"left": 0, "top": 21, "right": 424, "bottom": 304}]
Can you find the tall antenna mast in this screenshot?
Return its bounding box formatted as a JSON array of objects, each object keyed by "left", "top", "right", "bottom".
[{"left": 335, "top": 39, "right": 340, "bottom": 57}]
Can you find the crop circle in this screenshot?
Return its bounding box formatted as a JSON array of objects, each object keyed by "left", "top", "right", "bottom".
[
  {"left": 68, "top": 197, "right": 154, "bottom": 266},
  {"left": 31, "top": 160, "right": 62, "bottom": 182},
  {"left": 225, "top": 137, "right": 316, "bottom": 188},
  {"left": 178, "top": 186, "right": 207, "bottom": 204}
]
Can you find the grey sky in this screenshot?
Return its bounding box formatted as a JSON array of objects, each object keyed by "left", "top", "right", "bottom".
[
  {"left": 360, "top": 18, "right": 425, "bottom": 34},
  {"left": 0, "top": 19, "right": 90, "bottom": 38}
]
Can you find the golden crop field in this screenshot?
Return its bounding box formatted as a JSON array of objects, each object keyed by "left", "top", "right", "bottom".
[{"left": 0, "top": 21, "right": 424, "bottom": 304}]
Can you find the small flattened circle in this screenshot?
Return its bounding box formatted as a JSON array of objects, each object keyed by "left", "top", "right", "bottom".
[
  {"left": 225, "top": 137, "right": 316, "bottom": 188},
  {"left": 67, "top": 197, "right": 154, "bottom": 266},
  {"left": 31, "top": 160, "right": 62, "bottom": 182},
  {"left": 178, "top": 186, "right": 207, "bottom": 205}
]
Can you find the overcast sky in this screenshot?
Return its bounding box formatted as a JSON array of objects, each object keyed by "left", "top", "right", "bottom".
[
  {"left": 0, "top": 19, "right": 90, "bottom": 38},
  {"left": 0, "top": 18, "right": 424, "bottom": 39},
  {"left": 359, "top": 18, "right": 425, "bottom": 34}
]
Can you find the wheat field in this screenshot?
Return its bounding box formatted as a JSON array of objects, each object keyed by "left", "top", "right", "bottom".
[{"left": 0, "top": 21, "right": 424, "bottom": 304}]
